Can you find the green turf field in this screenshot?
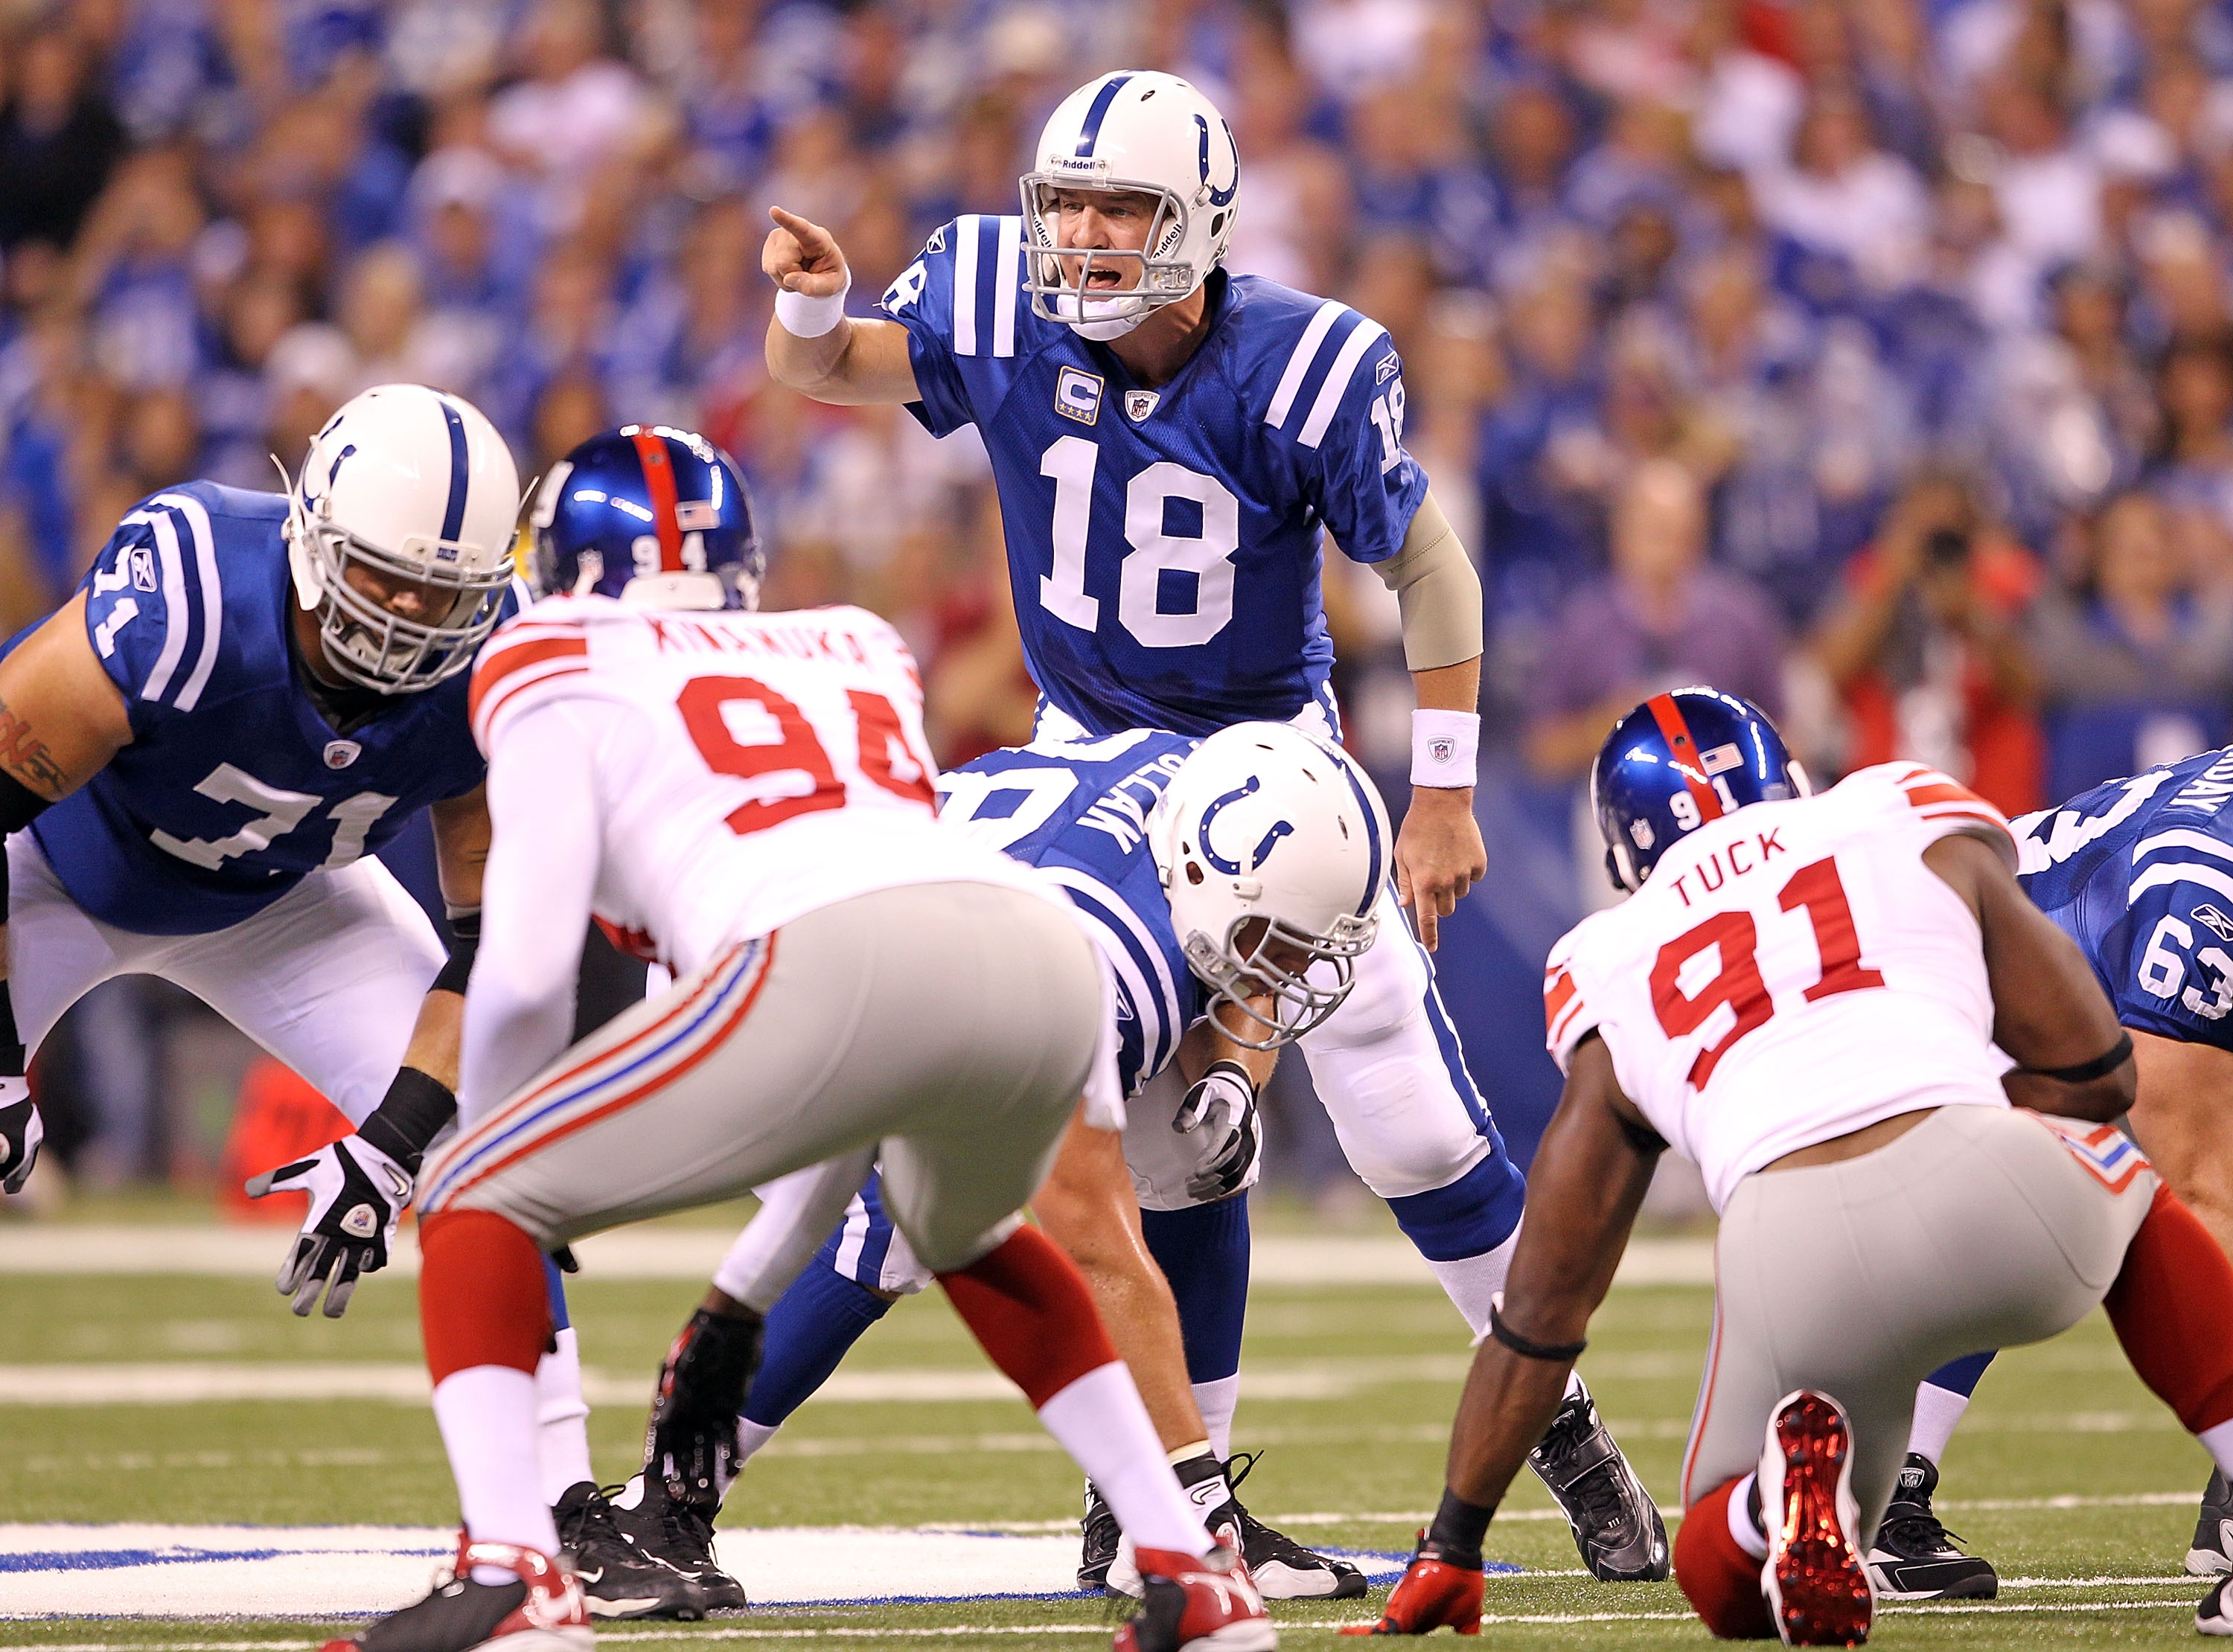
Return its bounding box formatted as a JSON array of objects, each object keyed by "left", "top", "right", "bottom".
[{"left": 0, "top": 1222, "right": 2217, "bottom": 1649}]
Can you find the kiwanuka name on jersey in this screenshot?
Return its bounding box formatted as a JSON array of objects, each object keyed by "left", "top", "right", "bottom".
[
  {"left": 938, "top": 728, "right": 1207, "bottom": 1097},
  {"left": 27, "top": 483, "right": 491, "bottom": 935},
  {"left": 883, "top": 217, "right": 1426, "bottom": 738},
  {"left": 2016, "top": 745, "right": 2233, "bottom": 1047},
  {"left": 1544, "top": 763, "right": 2017, "bottom": 1213}
]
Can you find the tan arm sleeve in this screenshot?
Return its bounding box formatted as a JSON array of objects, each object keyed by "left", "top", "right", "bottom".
[{"left": 1373, "top": 493, "right": 1484, "bottom": 672}]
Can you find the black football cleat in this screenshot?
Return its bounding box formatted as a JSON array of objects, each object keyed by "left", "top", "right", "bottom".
[
  {"left": 1079, "top": 1479, "right": 1122, "bottom": 1590},
  {"left": 608, "top": 1472, "right": 749, "bottom": 1613},
  {"left": 1526, "top": 1374, "right": 1670, "bottom": 1581},
  {"left": 1220, "top": 1451, "right": 1367, "bottom": 1600},
  {"left": 2191, "top": 1468, "right": 2233, "bottom": 1577},
  {"left": 1865, "top": 1453, "right": 1996, "bottom": 1601},
  {"left": 552, "top": 1480, "right": 701, "bottom": 1620},
  {"left": 2200, "top": 1572, "right": 2233, "bottom": 1636},
  {"left": 321, "top": 1537, "right": 592, "bottom": 1652}
]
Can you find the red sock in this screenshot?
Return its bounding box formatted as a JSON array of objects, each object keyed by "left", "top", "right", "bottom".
[
  {"left": 2105, "top": 1185, "right": 2233, "bottom": 1435},
  {"left": 937, "top": 1224, "right": 1119, "bottom": 1409},
  {"left": 1675, "top": 1478, "right": 1774, "bottom": 1641},
  {"left": 421, "top": 1209, "right": 553, "bottom": 1384}
]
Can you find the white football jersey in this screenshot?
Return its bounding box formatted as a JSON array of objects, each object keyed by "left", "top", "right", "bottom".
[
  {"left": 469, "top": 595, "right": 1059, "bottom": 977},
  {"left": 1544, "top": 763, "right": 2019, "bottom": 1211}
]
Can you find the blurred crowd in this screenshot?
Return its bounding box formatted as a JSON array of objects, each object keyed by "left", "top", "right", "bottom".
[{"left": 10, "top": 0, "right": 2233, "bottom": 1188}]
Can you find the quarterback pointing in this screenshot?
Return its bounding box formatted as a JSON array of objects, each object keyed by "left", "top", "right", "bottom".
[{"left": 760, "top": 68, "right": 1664, "bottom": 1583}]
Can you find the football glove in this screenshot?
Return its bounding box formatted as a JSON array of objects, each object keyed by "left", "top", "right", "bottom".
[
  {"left": 246, "top": 1133, "right": 414, "bottom": 1318},
  {"left": 1339, "top": 1534, "right": 1484, "bottom": 1636},
  {"left": 0, "top": 1078, "right": 41, "bottom": 1196},
  {"left": 1172, "top": 1059, "right": 1260, "bottom": 1203}
]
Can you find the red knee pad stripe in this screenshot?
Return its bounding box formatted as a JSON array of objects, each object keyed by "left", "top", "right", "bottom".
[
  {"left": 420, "top": 1209, "right": 554, "bottom": 1384},
  {"left": 2106, "top": 1185, "right": 2233, "bottom": 1436},
  {"left": 937, "top": 1224, "right": 1119, "bottom": 1410},
  {"left": 1675, "top": 1478, "right": 1775, "bottom": 1641}
]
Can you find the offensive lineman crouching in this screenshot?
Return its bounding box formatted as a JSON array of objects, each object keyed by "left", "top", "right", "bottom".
[
  {"left": 327, "top": 427, "right": 1274, "bottom": 1652},
  {"left": 1356, "top": 688, "right": 2233, "bottom": 1645}
]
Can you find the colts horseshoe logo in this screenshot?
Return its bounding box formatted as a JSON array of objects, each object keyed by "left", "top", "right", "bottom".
[{"left": 1198, "top": 776, "right": 1294, "bottom": 875}]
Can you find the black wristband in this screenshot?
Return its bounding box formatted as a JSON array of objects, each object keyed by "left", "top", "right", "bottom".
[
  {"left": 1424, "top": 1487, "right": 1494, "bottom": 1570},
  {"left": 356, "top": 1066, "right": 456, "bottom": 1174},
  {"left": 2023, "top": 1031, "right": 2133, "bottom": 1085},
  {"left": 0, "top": 769, "right": 51, "bottom": 836},
  {"left": 1489, "top": 1300, "right": 1588, "bottom": 1363},
  {"left": 0, "top": 979, "right": 22, "bottom": 1078},
  {"left": 432, "top": 907, "right": 480, "bottom": 996}
]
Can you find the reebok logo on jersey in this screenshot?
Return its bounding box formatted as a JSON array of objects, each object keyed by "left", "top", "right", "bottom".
[
  {"left": 130, "top": 545, "right": 157, "bottom": 591},
  {"left": 1374, "top": 352, "right": 1400, "bottom": 385},
  {"left": 1056, "top": 367, "right": 1103, "bottom": 426},
  {"left": 2197, "top": 903, "right": 2233, "bottom": 943}
]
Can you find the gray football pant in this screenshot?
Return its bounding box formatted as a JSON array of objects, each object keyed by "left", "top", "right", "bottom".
[
  {"left": 424, "top": 881, "right": 1103, "bottom": 1291},
  {"left": 1681, "top": 1104, "right": 2157, "bottom": 1535}
]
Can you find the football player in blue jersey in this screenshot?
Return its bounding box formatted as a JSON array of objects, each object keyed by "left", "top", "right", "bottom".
[
  {"left": 0, "top": 386, "right": 697, "bottom": 1616},
  {"left": 754, "top": 68, "right": 1664, "bottom": 1587},
  {"left": 611, "top": 725, "right": 1661, "bottom": 1609},
  {"left": 1861, "top": 747, "right": 2233, "bottom": 1616}
]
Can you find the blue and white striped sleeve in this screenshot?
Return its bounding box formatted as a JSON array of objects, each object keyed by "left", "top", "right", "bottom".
[
  {"left": 1045, "top": 867, "right": 1187, "bottom": 1097},
  {"left": 1259, "top": 301, "right": 1428, "bottom": 565},
  {"left": 78, "top": 490, "right": 226, "bottom": 727},
  {"left": 2112, "top": 828, "right": 2233, "bottom": 1049},
  {"left": 879, "top": 215, "right": 1026, "bottom": 439}
]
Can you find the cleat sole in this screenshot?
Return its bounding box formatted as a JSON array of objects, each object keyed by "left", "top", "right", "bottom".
[{"left": 1763, "top": 1393, "right": 1873, "bottom": 1648}]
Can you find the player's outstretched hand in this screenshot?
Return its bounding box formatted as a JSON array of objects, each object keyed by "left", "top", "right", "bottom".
[
  {"left": 1396, "top": 789, "right": 1487, "bottom": 953},
  {"left": 1173, "top": 1059, "right": 1260, "bottom": 1203},
  {"left": 246, "top": 1134, "right": 413, "bottom": 1318},
  {"left": 0, "top": 1080, "right": 42, "bottom": 1196},
  {"left": 764, "top": 206, "right": 850, "bottom": 298},
  {"left": 1340, "top": 1534, "right": 1484, "bottom": 1636}
]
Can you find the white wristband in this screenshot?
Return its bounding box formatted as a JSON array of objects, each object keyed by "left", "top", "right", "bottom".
[
  {"left": 1411, "top": 709, "right": 1480, "bottom": 789},
  {"left": 775, "top": 276, "right": 851, "bottom": 339}
]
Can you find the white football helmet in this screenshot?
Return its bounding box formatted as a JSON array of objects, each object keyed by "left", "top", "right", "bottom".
[
  {"left": 1149, "top": 722, "right": 1390, "bottom": 1050},
  {"left": 284, "top": 383, "right": 520, "bottom": 694},
  {"left": 1020, "top": 70, "right": 1240, "bottom": 341}
]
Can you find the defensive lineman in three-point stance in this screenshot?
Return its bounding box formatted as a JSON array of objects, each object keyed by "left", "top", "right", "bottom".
[{"left": 752, "top": 65, "right": 1665, "bottom": 1586}]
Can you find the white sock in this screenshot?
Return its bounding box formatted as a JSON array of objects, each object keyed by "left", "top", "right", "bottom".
[
  {"left": 1038, "top": 1363, "right": 1210, "bottom": 1557},
  {"left": 1426, "top": 1229, "right": 1518, "bottom": 1339},
  {"left": 1728, "top": 1471, "right": 1767, "bottom": 1560},
  {"left": 1905, "top": 1381, "right": 1972, "bottom": 1466},
  {"left": 2200, "top": 1420, "right": 2233, "bottom": 1482},
  {"left": 434, "top": 1365, "right": 562, "bottom": 1579},
  {"left": 535, "top": 1328, "right": 595, "bottom": 1505},
  {"left": 735, "top": 1416, "right": 780, "bottom": 1470},
  {"left": 1192, "top": 1375, "right": 1240, "bottom": 1461}
]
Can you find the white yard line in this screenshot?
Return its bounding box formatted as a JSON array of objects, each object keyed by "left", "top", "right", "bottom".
[{"left": 0, "top": 1229, "right": 1715, "bottom": 1287}]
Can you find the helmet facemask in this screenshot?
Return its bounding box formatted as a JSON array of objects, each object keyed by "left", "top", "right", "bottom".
[
  {"left": 285, "top": 468, "right": 511, "bottom": 694},
  {"left": 1183, "top": 907, "right": 1378, "bottom": 1051},
  {"left": 1020, "top": 175, "right": 1204, "bottom": 340}
]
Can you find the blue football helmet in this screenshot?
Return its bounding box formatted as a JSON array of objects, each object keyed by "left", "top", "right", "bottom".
[
  {"left": 1591, "top": 688, "right": 1810, "bottom": 892},
  {"left": 526, "top": 425, "right": 762, "bottom": 610}
]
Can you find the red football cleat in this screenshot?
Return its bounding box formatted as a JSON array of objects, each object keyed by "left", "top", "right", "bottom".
[
  {"left": 1115, "top": 1537, "right": 1277, "bottom": 1651},
  {"left": 1339, "top": 1534, "right": 1483, "bottom": 1636},
  {"left": 322, "top": 1534, "right": 593, "bottom": 1652},
  {"left": 1760, "top": 1390, "right": 1874, "bottom": 1647}
]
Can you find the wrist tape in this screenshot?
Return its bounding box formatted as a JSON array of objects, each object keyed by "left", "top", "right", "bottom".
[{"left": 775, "top": 277, "right": 851, "bottom": 339}]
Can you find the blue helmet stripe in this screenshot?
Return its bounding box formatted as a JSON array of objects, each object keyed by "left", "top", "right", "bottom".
[
  {"left": 1334, "top": 752, "right": 1384, "bottom": 915},
  {"left": 437, "top": 395, "right": 470, "bottom": 542},
  {"left": 1073, "top": 74, "right": 1132, "bottom": 157}
]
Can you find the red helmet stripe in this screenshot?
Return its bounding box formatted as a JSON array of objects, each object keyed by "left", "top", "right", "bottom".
[
  {"left": 628, "top": 428, "right": 685, "bottom": 572},
  {"left": 1643, "top": 693, "right": 1724, "bottom": 822}
]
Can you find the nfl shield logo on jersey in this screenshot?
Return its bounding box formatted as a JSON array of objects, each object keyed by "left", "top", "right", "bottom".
[
  {"left": 323, "top": 740, "right": 360, "bottom": 769},
  {"left": 1124, "top": 390, "right": 1160, "bottom": 423}
]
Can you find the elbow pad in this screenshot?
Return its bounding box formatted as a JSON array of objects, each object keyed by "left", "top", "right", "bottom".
[{"left": 1376, "top": 496, "right": 1484, "bottom": 672}]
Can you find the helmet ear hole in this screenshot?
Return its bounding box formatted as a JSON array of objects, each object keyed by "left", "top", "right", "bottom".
[
  {"left": 1210, "top": 211, "right": 1227, "bottom": 238},
  {"left": 1186, "top": 862, "right": 1205, "bottom": 886}
]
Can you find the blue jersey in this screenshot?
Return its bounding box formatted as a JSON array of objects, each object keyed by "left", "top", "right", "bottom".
[
  {"left": 25, "top": 481, "right": 494, "bottom": 935},
  {"left": 883, "top": 217, "right": 1427, "bottom": 737},
  {"left": 2016, "top": 747, "right": 2233, "bottom": 1048},
  {"left": 937, "top": 729, "right": 1205, "bottom": 1095}
]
